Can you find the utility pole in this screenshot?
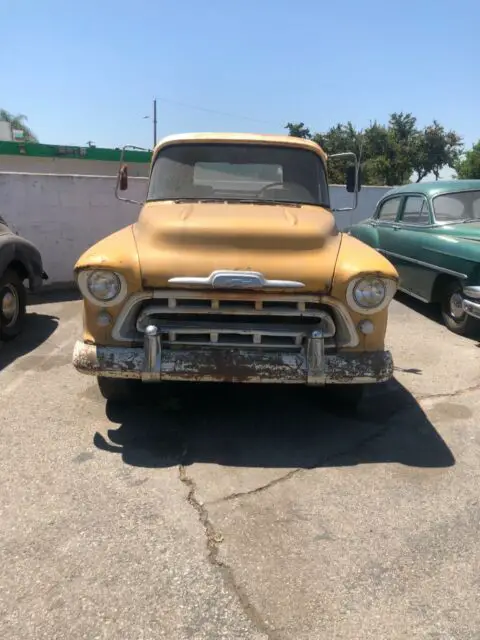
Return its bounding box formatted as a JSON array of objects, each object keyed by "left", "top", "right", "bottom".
[{"left": 153, "top": 98, "right": 157, "bottom": 148}]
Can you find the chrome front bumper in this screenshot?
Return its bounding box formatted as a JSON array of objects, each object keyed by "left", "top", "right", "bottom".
[
  {"left": 73, "top": 335, "right": 393, "bottom": 385},
  {"left": 463, "top": 299, "right": 480, "bottom": 320}
]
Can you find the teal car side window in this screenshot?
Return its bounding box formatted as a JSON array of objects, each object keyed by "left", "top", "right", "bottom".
[
  {"left": 433, "top": 190, "right": 480, "bottom": 223},
  {"left": 399, "top": 195, "right": 431, "bottom": 226},
  {"left": 375, "top": 196, "right": 402, "bottom": 222}
]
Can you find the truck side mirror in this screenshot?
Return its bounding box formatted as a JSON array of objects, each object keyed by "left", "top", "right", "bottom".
[
  {"left": 345, "top": 166, "right": 359, "bottom": 193},
  {"left": 119, "top": 165, "right": 128, "bottom": 191}
]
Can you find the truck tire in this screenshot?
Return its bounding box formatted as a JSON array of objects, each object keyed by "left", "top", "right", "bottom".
[{"left": 0, "top": 268, "right": 27, "bottom": 340}]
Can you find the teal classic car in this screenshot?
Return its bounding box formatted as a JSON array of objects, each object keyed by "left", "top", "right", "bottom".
[{"left": 347, "top": 180, "right": 480, "bottom": 336}]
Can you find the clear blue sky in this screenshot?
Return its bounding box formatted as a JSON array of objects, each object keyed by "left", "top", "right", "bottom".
[{"left": 2, "top": 0, "right": 478, "bottom": 151}]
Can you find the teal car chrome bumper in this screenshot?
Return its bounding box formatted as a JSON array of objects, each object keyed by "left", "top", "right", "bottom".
[{"left": 463, "top": 299, "right": 480, "bottom": 320}]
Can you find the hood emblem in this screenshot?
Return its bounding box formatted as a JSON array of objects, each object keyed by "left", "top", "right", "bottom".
[{"left": 168, "top": 270, "right": 305, "bottom": 290}]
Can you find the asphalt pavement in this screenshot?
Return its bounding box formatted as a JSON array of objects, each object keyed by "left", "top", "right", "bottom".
[{"left": 1, "top": 293, "right": 479, "bottom": 639}]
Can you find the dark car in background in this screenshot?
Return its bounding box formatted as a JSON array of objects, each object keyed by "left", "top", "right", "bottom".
[
  {"left": 347, "top": 180, "right": 480, "bottom": 337},
  {"left": 0, "top": 214, "right": 48, "bottom": 340}
]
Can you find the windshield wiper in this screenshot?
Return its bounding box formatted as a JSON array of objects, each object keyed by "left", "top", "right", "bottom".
[
  {"left": 172, "top": 198, "right": 227, "bottom": 203},
  {"left": 169, "top": 197, "right": 326, "bottom": 208},
  {"left": 235, "top": 199, "right": 301, "bottom": 207},
  {"left": 172, "top": 197, "right": 302, "bottom": 207}
]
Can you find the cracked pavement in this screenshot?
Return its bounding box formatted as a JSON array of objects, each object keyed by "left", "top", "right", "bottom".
[{"left": 1, "top": 292, "right": 480, "bottom": 639}]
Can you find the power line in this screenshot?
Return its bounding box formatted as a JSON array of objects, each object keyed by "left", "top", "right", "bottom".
[{"left": 154, "top": 95, "right": 282, "bottom": 128}]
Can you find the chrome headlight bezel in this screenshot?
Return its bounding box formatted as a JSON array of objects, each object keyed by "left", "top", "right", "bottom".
[
  {"left": 77, "top": 269, "right": 128, "bottom": 307},
  {"left": 346, "top": 276, "right": 397, "bottom": 315}
]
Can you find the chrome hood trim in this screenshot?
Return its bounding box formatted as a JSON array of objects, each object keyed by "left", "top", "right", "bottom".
[{"left": 168, "top": 270, "right": 305, "bottom": 290}]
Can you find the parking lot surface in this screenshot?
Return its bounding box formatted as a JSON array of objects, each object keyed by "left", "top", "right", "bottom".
[{"left": 1, "top": 293, "right": 480, "bottom": 640}]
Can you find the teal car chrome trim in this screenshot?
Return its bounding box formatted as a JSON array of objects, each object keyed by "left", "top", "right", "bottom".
[
  {"left": 463, "top": 285, "right": 480, "bottom": 299},
  {"left": 463, "top": 299, "right": 480, "bottom": 320},
  {"left": 397, "top": 286, "right": 429, "bottom": 303},
  {"left": 380, "top": 249, "right": 468, "bottom": 280}
]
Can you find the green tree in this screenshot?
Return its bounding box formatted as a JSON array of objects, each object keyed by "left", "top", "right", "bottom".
[
  {"left": 0, "top": 109, "right": 38, "bottom": 142},
  {"left": 285, "top": 113, "right": 462, "bottom": 186},
  {"left": 285, "top": 122, "right": 312, "bottom": 139},
  {"left": 454, "top": 140, "right": 480, "bottom": 179},
  {"left": 314, "top": 123, "right": 363, "bottom": 184},
  {"left": 412, "top": 121, "right": 462, "bottom": 182}
]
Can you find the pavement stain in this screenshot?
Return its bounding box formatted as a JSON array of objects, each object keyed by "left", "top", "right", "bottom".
[
  {"left": 13, "top": 353, "right": 72, "bottom": 372},
  {"left": 72, "top": 452, "right": 95, "bottom": 464},
  {"left": 427, "top": 402, "right": 472, "bottom": 422}
]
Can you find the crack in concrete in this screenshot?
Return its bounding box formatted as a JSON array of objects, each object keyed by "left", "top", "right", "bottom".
[
  {"left": 175, "top": 380, "right": 480, "bottom": 631},
  {"left": 417, "top": 382, "right": 480, "bottom": 402},
  {"left": 178, "top": 463, "right": 278, "bottom": 640},
  {"left": 207, "top": 379, "right": 480, "bottom": 507},
  {"left": 209, "top": 415, "right": 399, "bottom": 506},
  {"left": 208, "top": 469, "right": 301, "bottom": 506}
]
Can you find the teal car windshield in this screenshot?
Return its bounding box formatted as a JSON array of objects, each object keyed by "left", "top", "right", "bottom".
[{"left": 433, "top": 190, "right": 480, "bottom": 223}]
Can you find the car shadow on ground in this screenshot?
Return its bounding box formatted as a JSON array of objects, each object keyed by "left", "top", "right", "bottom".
[
  {"left": 394, "top": 291, "right": 444, "bottom": 325},
  {"left": 394, "top": 291, "right": 480, "bottom": 342},
  {"left": 0, "top": 313, "right": 59, "bottom": 370},
  {"left": 27, "top": 287, "right": 81, "bottom": 306},
  {"left": 93, "top": 378, "right": 455, "bottom": 471}
]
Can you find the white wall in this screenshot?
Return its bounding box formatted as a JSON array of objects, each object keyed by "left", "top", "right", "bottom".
[
  {"left": 330, "top": 185, "right": 390, "bottom": 228},
  {"left": 0, "top": 172, "right": 389, "bottom": 287},
  {"left": 0, "top": 173, "right": 146, "bottom": 285}
]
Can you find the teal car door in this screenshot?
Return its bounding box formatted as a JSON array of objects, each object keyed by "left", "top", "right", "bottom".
[
  {"left": 370, "top": 195, "right": 404, "bottom": 267},
  {"left": 384, "top": 194, "right": 434, "bottom": 300}
]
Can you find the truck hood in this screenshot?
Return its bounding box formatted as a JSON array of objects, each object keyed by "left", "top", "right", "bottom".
[{"left": 133, "top": 201, "right": 342, "bottom": 293}]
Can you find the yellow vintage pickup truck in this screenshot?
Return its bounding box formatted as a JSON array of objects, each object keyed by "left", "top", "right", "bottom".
[{"left": 72, "top": 132, "right": 398, "bottom": 408}]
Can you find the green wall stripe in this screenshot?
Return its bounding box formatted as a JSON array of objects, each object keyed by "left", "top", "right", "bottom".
[{"left": 0, "top": 140, "right": 152, "bottom": 164}]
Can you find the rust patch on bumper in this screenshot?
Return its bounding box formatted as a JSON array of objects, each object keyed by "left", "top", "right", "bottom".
[
  {"left": 72, "top": 340, "right": 393, "bottom": 385},
  {"left": 325, "top": 351, "right": 393, "bottom": 384}
]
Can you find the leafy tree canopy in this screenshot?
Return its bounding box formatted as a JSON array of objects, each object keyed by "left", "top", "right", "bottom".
[
  {"left": 286, "top": 113, "right": 463, "bottom": 186},
  {"left": 454, "top": 141, "right": 480, "bottom": 179}
]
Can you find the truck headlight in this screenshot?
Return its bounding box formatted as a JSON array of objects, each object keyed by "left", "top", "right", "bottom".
[
  {"left": 87, "top": 271, "right": 121, "bottom": 301},
  {"left": 77, "top": 269, "right": 128, "bottom": 306},
  {"left": 346, "top": 276, "right": 397, "bottom": 315}
]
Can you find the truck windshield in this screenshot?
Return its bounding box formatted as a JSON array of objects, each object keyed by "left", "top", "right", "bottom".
[
  {"left": 433, "top": 190, "right": 480, "bottom": 223},
  {"left": 147, "top": 143, "right": 329, "bottom": 207}
]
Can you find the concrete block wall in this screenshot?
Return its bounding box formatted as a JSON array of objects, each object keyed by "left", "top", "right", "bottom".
[{"left": 0, "top": 172, "right": 389, "bottom": 287}]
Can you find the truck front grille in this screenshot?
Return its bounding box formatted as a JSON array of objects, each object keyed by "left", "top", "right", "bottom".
[
  {"left": 111, "top": 289, "right": 359, "bottom": 349},
  {"left": 135, "top": 293, "right": 336, "bottom": 350}
]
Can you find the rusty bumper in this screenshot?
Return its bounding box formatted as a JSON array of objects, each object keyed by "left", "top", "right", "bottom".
[{"left": 73, "top": 340, "right": 393, "bottom": 385}]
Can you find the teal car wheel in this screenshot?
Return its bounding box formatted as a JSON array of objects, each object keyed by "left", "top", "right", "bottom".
[{"left": 441, "top": 280, "right": 480, "bottom": 337}]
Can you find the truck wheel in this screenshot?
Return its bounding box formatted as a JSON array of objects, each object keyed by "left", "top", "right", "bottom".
[
  {"left": 441, "top": 281, "right": 480, "bottom": 337},
  {"left": 97, "top": 377, "right": 141, "bottom": 402},
  {"left": 0, "top": 269, "right": 27, "bottom": 340}
]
